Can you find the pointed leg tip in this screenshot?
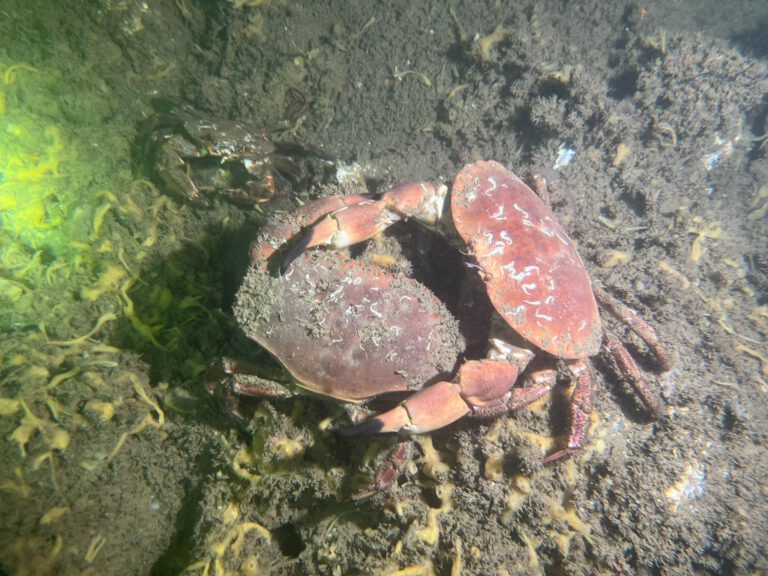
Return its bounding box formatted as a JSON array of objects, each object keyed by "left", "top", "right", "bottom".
[
  {"left": 280, "top": 233, "right": 313, "bottom": 274},
  {"left": 542, "top": 448, "right": 577, "bottom": 464},
  {"left": 336, "top": 418, "right": 388, "bottom": 437}
]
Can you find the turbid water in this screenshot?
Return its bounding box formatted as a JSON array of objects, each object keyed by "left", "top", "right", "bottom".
[{"left": 0, "top": 1, "right": 766, "bottom": 574}]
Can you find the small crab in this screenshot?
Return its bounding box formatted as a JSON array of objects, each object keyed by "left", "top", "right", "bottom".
[
  {"left": 136, "top": 101, "right": 332, "bottom": 208},
  {"left": 248, "top": 161, "right": 672, "bottom": 471}
]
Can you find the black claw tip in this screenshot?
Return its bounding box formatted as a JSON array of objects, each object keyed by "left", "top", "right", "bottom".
[
  {"left": 280, "top": 230, "right": 314, "bottom": 274},
  {"left": 336, "top": 418, "right": 387, "bottom": 437}
]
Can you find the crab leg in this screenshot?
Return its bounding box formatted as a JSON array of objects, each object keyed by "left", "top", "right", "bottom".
[
  {"left": 543, "top": 360, "right": 593, "bottom": 463},
  {"left": 352, "top": 441, "right": 413, "bottom": 501},
  {"left": 344, "top": 379, "right": 472, "bottom": 435},
  {"left": 340, "top": 359, "right": 551, "bottom": 436},
  {"left": 281, "top": 199, "right": 399, "bottom": 270},
  {"left": 249, "top": 193, "right": 371, "bottom": 265},
  {"left": 603, "top": 333, "right": 664, "bottom": 418},
  {"left": 592, "top": 285, "right": 673, "bottom": 371},
  {"left": 279, "top": 181, "right": 447, "bottom": 269}
]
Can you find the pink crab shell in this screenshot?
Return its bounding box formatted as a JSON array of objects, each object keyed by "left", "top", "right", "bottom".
[
  {"left": 234, "top": 251, "right": 464, "bottom": 402},
  {"left": 450, "top": 161, "right": 602, "bottom": 359}
]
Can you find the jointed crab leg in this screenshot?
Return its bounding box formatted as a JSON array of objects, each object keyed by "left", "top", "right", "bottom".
[
  {"left": 250, "top": 193, "right": 371, "bottom": 265},
  {"left": 340, "top": 359, "right": 552, "bottom": 436},
  {"left": 593, "top": 285, "right": 673, "bottom": 371},
  {"left": 281, "top": 199, "right": 396, "bottom": 271},
  {"left": 251, "top": 181, "right": 448, "bottom": 270},
  {"left": 351, "top": 441, "right": 413, "bottom": 501},
  {"left": 602, "top": 334, "right": 664, "bottom": 418},
  {"left": 543, "top": 361, "right": 593, "bottom": 463}
]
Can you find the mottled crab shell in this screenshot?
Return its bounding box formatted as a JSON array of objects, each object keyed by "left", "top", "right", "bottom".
[
  {"left": 451, "top": 161, "right": 602, "bottom": 359},
  {"left": 234, "top": 251, "right": 463, "bottom": 402}
]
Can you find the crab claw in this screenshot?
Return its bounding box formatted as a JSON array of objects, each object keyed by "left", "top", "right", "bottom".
[
  {"left": 282, "top": 199, "right": 393, "bottom": 272},
  {"left": 339, "top": 381, "right": 471, "bottom": 435},
  {"left": 339, "top": 360, "right": 521, "bottom": 436},
  {"left": 249, "top": 194, "right": 371, "bottom": 267},
  {"left": 280, "top": 181, "right": 446, "bottom": 272}
]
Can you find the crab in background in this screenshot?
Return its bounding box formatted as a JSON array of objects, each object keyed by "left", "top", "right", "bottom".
[{"left": 135, "top": 99, "right": 332, "bottom": 208}]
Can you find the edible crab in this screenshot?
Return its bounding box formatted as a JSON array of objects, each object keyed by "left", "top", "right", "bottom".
[
  {"left": 234, "top": 160, "right": 671, "bottom": 495},
  {"left": 232, "top": 249, "right": 464, "bottom": 409},
  {"left": 136, "top": 101, "right": 332, "bottom": 208}
]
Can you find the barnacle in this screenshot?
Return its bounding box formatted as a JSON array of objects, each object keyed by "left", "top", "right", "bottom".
[
  {"left": 106, "top": 373, "right": 165, "bottom": 462},
  {"left": 665, "top": 461, "right": 706, "bottom": 512},
  {"left": 658, "top": 261, "right": 691, "bottom": 289},
  {"left": 415, "top": 483, "right": 454, "bottom": 546},
  {"left": 747, "top": 185, "right": 768, "bottom": 220},
  {"left": 655, "top": 121, "right": 677, "bottom": 148},
  {"left": 415, "top": 436, "right": 450, "bottom": 480},
  {"left": 735, "top": 344, "right": 768, "bottom": 379},
  {"left": 597, "top": 249, "right": 632, "bottom": 268},
  {"left": 687, "top": 217, "right": 724, "bottom": 262},
  {"left": 47, "top": 312, "right": 118, "bottom": 347},
  {"left": 184, "top": 501, "right": 272, "bottom": 576},
  {"left": 474, "top": 26, "right": 511, "bottom": 62},
  {"left": 612, "top": 143, "right": 631, "bottom": 166},
  {"left": 484, "top": 452, "right": 505, "bottom": 482}
]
